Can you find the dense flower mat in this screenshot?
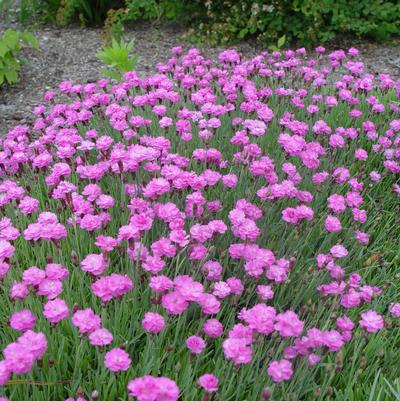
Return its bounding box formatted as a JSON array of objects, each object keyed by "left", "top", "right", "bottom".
[{"left": 0, "top": 46, "right": 399, "bottom": 401}]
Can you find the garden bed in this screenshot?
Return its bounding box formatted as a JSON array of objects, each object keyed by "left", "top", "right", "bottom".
[{"left": 0, "top": 21, "right": 400, "bottom": 135}]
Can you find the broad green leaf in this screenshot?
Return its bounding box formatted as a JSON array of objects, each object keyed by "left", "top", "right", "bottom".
[
  {"left": 21, "top": 31, "right": 40, "bottom": 49},
  {"left": 277, "top": 34, "right": 286, "bottom": 48},
  {"left": 0, "top": 42, "right": 8, "bottom": 57},
  {"left": 238, "top": 28, "right": 248, "bottom": 39},
  {"left": 4, "top": 67, "right": 18, "bottom": 83}
]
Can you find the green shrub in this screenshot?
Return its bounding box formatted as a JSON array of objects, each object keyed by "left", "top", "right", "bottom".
[
  {"left": 53, "top": 0, "right": 124, "bottom": 26},
  {"left": 189, "top": 0, "right": 400, "bottom": 45},
  {"left": 0, "top": 29, "right": 39, "bottom": 86},
  {"left": 2, "top": 0, "right": 398, "bottom": 46},
  {"left": 123, "top": 0, "right": 194, "bottom": 23}
]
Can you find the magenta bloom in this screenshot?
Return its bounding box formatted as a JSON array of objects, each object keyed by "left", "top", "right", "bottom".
[
  {"left": 330, "top": 244, "right": 348, "bottom": 258},
  {"left": 91, "top": 273, "right": 133, "bottom": 302},
  {"left": 274, "top": 311, "right": 304, "bottom": 337},
  {"left": 9, "top": 309, "right": 36, "bottom": 332},
  {"left": 324, "top": 215, "right": 342, "bottom": 233},
  {"left": 203, "top": 319, "right": 224, "bottom": 338},
  {"left": 17, "top": 330, "right": 47, "bottom": 360},
  {"left": 89, "top": 328, "right": 113, "bottom": 347},
  {"left": 222, "top": 338, "right": 252, "bottom": 365},
  {"left": 104, "top": 348, "right": 131, "bottom": 372},
  {"left": 198, "top": 373, "right": 219, "bottom": 392},
  {"left": 359, "top": 310, "right": 384, "bottom": 333},
  {"left": 81, "top": 253, "right": 108, "bottom": 276},
  {"left": 72, "top": 308, "right": 101, "bottom": 334},
  {"left": 267, "top": 359, "right": 293, "bottom": 383},
  {"left": 389, "top": 303, "right": 400, "bottom": 318},
  {"left": 161, "top": 291, "right": 189, "bottom": 315},
  {"left": 186, "top": 335, "right": 206, "bottom": 354},
  {"left": 22, "top": 266, "right": 46, "bottom": 286},
  {"left": 127, "top": 375, "right": 179, "bottom": 401},
  {"left": 43, "top": 298, "right": 69, "bottom": 324},
  {"left": 0, "top": 360, "right": 10, "bottom": 385},
  {"left": 3, "top": 342, "right": 35, "bottom": 374},
  {"left": 141, "top": 312, "right": 166, "bottom": 334}
]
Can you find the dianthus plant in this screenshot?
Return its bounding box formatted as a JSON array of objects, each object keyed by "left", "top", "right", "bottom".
[{"left": 0, "top": 45, "right": 399, "bottom": 401}]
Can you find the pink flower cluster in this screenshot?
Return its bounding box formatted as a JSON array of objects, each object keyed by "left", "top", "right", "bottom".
[
  {"left": 0, "top": 44, "right": 398, "bottom": 399},
  {"left": 1, "top": 331, "right": 47, "bottom": 385}
]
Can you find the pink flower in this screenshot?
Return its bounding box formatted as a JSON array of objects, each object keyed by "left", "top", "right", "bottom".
[
  {"left": 22, "top": 266, "right": 46, "bottom": 286},
  {"left": 359, "top": 310, "right": 384, "bottom": 333},
  {"left": 203, "top": 319, "right": 223, "bottom": 338},
  {"left": 104, "top": 348, "right": 131, "bottom": 372},
  {"left": 37, "top": 279, "right": 63, "bottom": 299},
  {"left": 389, "top": 303, "right": 400, "bottom": 318},
  {"left": 321, "top": 330, "right": 344, "bottom": 351},
  {"left": 89, "top": 328, "right": 113, "bottom": 346},
  {"left": 307, "top": 354, "right": 321, "bottom": 366},
  {"left": 18, "top": 196, "right": 39, "bottom": 215},
  {"left": 72, "top": 308, "right": 101, "bottom": 334},
  {"left": 257, "top": 285, "right": 274, "bottom": 300},
  {"left": 127, "top": 375, "right": 180, "bottom": 401},
  {"left": 142, "top": 312, "right": 166, "bottom": 334},
  {"left": 274, "top": 311, "right": 304, "bottom": 337},
  {"left": 0, "top": 360, "right": 10, "bottom": 385},
  {"left": 355, "top": 148, "right": 368, "bottom": 161},
  {"left": 0, "top": 240, "right": 14, "bottom": 260},
  {"left": 355, "top": 230, "right": 369, "bottom": 244},
  {"left": 336, "top": 316, "right": 354, "bottom": 332},
  {"left": 241, "top": 304, "right": 276, "bottom": 335},
  {"left": 162, "top": 291, "right": 189, "bottom": 315},
  {"left": 10, "top": 282, "right": 29, "bottom": 300},
  {"left": 369, "top": 171, "right": 381, "bottom": 182},
  {"left": 17, "top": 330, "right": 47, "bottom": 360},
  {"left": 222, "top": 338, "right": 252, "bottom": 365},
  {"left": 267, "top": 359, "right": 293, "bottom": 383},
  {"left": 186, "top": 335, "right": 206, "bottom": 354},
  {"left": 45, "top": 263, "right": 69, "bottom": 281},
  {"left": 327, "top": 194, "right": 346, "bottom": 213},
  {"left": 9, "top": 309, "right": 36, "bottom": 332},
  {"left": 198, "top": 373, "right": 219, "bottom": 392},
  {"left": 324, "top": 215, "right": 342, "bottom": 233},
  {"left": 91, "top": 274, "right": 133, "bottom": 302},
  {"left": 43, "top": 298, "right": 69, "bottom": 324},
  {"left": 222, "top": 174, "right": 238, "bottom": 188},
  {"left": 81, "top": 253, "right": 108, "bottom": 276},
  {"left": 330, "top": 244, "right": 348, "bottom": 258},
  {"left": 95, "top": 235, "right": 117, "bottom": 252},
  {"left": 3, "top": 342, "right": 35, "bottom": 374}
]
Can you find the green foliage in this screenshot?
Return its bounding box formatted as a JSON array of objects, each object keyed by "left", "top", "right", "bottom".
[
  {"left": 124, "top": 0, "right": 194, "bottom": 23},
  {"left": 1, "top": 0, "right": 398, "bottom": 46},
  {"left": 102, "top": 7, "right": 127, "bottom": 43},
  {"left": 96, "top": 37, "right": 138, "bottom": 80},
  {"left": 0, "top": 0, "right": 44, "bottom": 23},
  {"left": 53, "top": 0, "right": 123, "bottom": 26},
  {"left": 189, "top": 0, "right": 400, "bottom": 45},
  {"left": 0, "top": 29, "right": 39, "bottom": 86}
]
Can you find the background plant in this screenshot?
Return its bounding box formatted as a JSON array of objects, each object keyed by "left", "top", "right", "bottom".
[
  {"left": 0, "top": 29, "right": 39, "bottom": 86},
  {"left": 188, "top": 0, "right": 400, "bottom": 45},
  {"left": 1, "top": 0, "right": 398, "bottom": 46},
  {"left": 96, "top": 36, "right": 138, "bottom": 80}
]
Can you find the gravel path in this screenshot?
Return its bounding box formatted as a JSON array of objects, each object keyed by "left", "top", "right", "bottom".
[{"left": 1, "top": 21, "right": 399, "bottom": 135}]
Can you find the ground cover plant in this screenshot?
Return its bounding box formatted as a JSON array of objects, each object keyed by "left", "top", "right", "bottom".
[
  {"left": 0, "top": 29, "right": 39, "bottom": 86},
  {"left": 0, "top": 46, "right": 399, "bottom": 401}
]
